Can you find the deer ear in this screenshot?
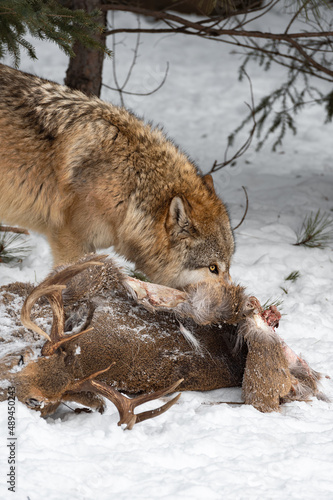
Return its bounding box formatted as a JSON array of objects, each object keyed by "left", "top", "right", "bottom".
[
  {"left": 202, "top": 174, "right": 215, "bottom": 194},
  {"left": 168, "top": 197, "right": 191, "bottom": 237}
]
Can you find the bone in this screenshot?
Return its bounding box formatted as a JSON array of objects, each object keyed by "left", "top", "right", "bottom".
[{"left": 124, "top": 276, "right": 187, "bottom": 311}]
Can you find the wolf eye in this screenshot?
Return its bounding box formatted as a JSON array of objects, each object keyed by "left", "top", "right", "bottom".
[{"left": 209, "top": 264, "right": 219, "bottom": 274}]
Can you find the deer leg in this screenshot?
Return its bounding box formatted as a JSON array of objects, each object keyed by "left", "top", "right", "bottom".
[
  {"left": 242, "top": 338, "right": 292, "bottom": 412},
  {"left": 239, "top": 304, "right": 292, "bottom": 412},
  {"left": 279, "top": 341, "right": 328, "bottom": 403},
  {"left": 124, "top": 276, "right": 187, "bottom": 312},
  {"left": 240, "top": 300, "right": 327, "bottom": 410}
]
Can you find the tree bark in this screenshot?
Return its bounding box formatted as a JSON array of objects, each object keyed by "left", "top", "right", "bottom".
[{"left": 63, "top": 0, "right": 106, "bottom": 97}]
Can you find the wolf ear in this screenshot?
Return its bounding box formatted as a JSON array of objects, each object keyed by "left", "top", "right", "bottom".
[
  {"left": 168, "top": 197, "right": 191, "bottom": 238},
  {"left": 202, "top": 174, "right": 215, "bottom": 194}
]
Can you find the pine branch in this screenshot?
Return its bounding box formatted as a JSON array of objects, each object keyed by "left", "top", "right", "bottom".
[
  {"left": 294, "top": 210, "right": 333, "bottom": 248},
  {"left": 0, "top": 224, "right": 29, "bottom": 235},
  {"left": 0, "top": 0, "right": 110, "bottom": 65},
  {"left": 0, "top": 227, "right": 31, "bottom": 264}
]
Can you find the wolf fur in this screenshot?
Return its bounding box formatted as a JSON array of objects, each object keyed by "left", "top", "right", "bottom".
[{"left": 0, "top": 64, "right": 234, "bottom": 288}]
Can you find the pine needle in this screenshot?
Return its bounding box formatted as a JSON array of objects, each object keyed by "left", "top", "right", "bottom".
[
  {"left": 0, "top": 229, "right": 31, "bottom": 264},
  {"left": 294, "top": 210, "right": 333, "bottom": 249},
  {"left": 284, "top": 270, "right": 301, "bottom": 282},
  {"left": 261, "top": 297, "right": 284, "bottom": 310}
]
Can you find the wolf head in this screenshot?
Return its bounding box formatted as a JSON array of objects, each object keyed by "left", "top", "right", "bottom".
[
  {"left": 164, "top": 191, "right": 234, "bottom": 288},
  {"left": 130, "top": 174, "right": 235, "bottom": 290}
]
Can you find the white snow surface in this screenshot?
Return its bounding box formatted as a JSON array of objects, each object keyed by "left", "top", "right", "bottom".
[{"left": 1, "top": 7, "right": 333, "bottom": 500}]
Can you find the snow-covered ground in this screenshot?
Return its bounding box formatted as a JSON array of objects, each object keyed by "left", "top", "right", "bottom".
[{"left": 1, "top": 7, "right": 333, "bottom": 500}]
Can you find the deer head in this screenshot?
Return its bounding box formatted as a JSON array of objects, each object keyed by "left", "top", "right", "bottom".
[{"left": 5, "top": 260, "right": 183, "bottom": 429}]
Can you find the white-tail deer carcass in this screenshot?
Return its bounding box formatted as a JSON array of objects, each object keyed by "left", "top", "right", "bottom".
[{"left": 0, "top": 255, "right": 326, "bottom": 429}]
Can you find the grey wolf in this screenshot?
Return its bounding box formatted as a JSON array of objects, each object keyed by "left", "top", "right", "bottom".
[{"left": 0, "top": 64, "right": 234, "bottom": 288}]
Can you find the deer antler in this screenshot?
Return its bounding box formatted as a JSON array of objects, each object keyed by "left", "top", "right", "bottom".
[
  {"left": 21, "top": 281, "right": 95, "bottom": 355},
  {"left": 21, "top": 284, "right": 66, "bottom": 342},
  {"left": 21, "top": 258, "right": 105, "bottom": 345},
  {"left": 72, "top": 372, "right": 184, "bottom": 430}
]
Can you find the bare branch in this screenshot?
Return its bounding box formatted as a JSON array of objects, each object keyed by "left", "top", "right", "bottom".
[
  {"left": 0, "top": 225, "right": 29, "bottom": 235},
  {"left": 106, "top": 12, "right": 169, "bottom": 105},
  {"left": 103, "top": 3, "right": 333, "bottom": 40},
  {"left": 233, "top": 186, "right": 249, "bottom": 231},
  {"left": 208, "top": 71, "right": 256, "bottom": 173},
  {"left": 103, "top": 63, "right": 169, "bottom": 97},
  {"left": 103, "top": 3, "right": 333, "bottom": 80},
  {"left": 110, "top": 11, "right": 124, "bottom": 106},
  {"left": 288, "top": 36, "right": 333, "bottom": 77},
  {"left": 233, "top": 0, "right": 280, "bottom": 30},
  {"left": 284, "top": 0, "right": 313, "bottom": 35},
  {"left": 102, "top": 3, "right": 333, "bottom": 149}
]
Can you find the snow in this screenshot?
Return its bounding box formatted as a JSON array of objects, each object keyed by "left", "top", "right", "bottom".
[{"left": 1, "top": 7, "right": 333, "bottom": 500}]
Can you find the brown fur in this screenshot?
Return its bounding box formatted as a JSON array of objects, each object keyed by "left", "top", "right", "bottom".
[
  {"left": 242, "top": 338, "right": 291, "bottom": 412},
  {"left": 0, "top": 256, "right": 324, "bottom": 425},
  {"left": 0, "top": 64, "right": 234, "bottom": 288}
]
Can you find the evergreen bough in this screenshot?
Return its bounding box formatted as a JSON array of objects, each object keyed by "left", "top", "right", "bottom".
[
  {"left": 294, "top": 210, "right": 333, "bottom": 249},
  {"left": 0, "top": 0, "right": 109, "bottom": 65},
  {"left": 0, "top": 226, "right": 31, "bottom": 264}
]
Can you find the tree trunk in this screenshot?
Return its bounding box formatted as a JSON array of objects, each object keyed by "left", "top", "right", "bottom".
[
  {"left": 64, "top": 0, "right": 106, "bottom": 97},
  {"left": 61, "top": 0, "right": 262, "bottom": 96}
]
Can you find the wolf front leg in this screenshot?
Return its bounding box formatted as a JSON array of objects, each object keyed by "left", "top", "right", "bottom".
[{"left": 47, "top": 225, "right": 95, "bottom": 265}]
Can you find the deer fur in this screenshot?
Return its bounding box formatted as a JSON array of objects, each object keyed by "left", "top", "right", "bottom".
[{"left": 0, "top": 256, "right": 325, "bottom": 428}]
